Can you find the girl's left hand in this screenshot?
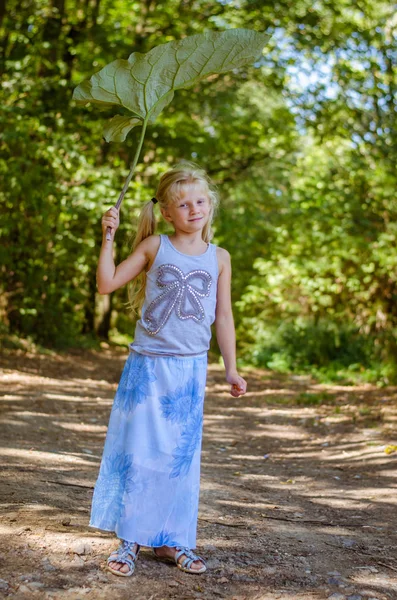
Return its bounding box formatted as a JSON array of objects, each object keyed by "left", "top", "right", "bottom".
[{"left": 226, "top": 371, "right": 247, "bottom": 397}]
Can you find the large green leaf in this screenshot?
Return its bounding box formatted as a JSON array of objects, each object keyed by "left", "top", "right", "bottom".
[
  {"left": 73, "top": 29, "right": 270, "bottom": 142},
  {"left": 102, "top": 115, "right": 142, "bottom": 143}
]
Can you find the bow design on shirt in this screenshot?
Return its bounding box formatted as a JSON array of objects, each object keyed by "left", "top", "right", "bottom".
[{"left": 143, "top": 264, "right": 212, "bottom": 335}]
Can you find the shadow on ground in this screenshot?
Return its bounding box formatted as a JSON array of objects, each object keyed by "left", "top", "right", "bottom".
[{"left": 0, "top": 348, "right": 397, "bottom": 599}]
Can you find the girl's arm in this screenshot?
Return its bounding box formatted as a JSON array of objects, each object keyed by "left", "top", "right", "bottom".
[
  {"left": 215, "top": 248, "right": 247, "bottom": 397},
  {"left": 97, "top": 206, "right": 154, "bottom": 294}
]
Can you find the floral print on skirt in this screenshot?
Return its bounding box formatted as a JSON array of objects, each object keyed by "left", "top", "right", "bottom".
[{"left": 89, "top": 349, "right": 208, "bottom": 549}]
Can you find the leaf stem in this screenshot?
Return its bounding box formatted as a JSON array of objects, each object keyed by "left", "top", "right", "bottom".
[
  {"left": 106, "top": 118, "right": 148, "bottom": 240},
  {"left": 115, "top": 118, "right": 148, "bottom": 210}
]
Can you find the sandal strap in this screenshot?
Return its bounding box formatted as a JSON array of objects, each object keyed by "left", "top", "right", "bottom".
[
  {"left": 107, "top": 540, "right": 140, "bottom": 567},
  {"left": 175, "top": 546, "right": 206, "bottom": 569},
  {"left": 108, "top": 554, "right": 135, "bottom": 571}
]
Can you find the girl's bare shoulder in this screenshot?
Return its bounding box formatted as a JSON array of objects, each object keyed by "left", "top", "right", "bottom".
[
  {"left": 216, "top": 246, "right": 231, "bottom": 275},
  {"left": 141, "top": 234, "right": 161, "bottom": 249},
  {"left": 141, "top": 234, "right": 161, "bottom": 271}
]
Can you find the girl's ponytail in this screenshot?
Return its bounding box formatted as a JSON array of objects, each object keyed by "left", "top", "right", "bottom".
[{"left": 127, "top": 199, "right": 156, "bottom": 316}]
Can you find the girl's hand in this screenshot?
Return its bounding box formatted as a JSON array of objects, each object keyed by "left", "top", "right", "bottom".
[
  {"left": 101, "top": 206, "right": 120, "bottom": 240},
  {"left": 226, "top": 370, "right": 247, "bottom": 397}
]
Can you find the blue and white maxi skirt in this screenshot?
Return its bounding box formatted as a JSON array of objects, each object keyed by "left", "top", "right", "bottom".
[{"left": 89, "top": 348, "right": 208, "bottom": 549}]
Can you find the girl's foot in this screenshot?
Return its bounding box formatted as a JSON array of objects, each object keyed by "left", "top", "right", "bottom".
[
  {"left": 107, "top": 541, "right": 140, "bottom": 576},
  {"left": 153, "top": 545, "right": 206, "bottom": 573}
]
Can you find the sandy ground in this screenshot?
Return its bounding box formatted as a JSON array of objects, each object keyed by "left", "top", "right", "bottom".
[{"left": 0, "top": 346, "right": 397, "bottom": 600}]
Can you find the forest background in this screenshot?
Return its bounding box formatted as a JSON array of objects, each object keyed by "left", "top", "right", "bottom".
[{"left": 1, "top": 0, "right": 396, "bottom": 385}]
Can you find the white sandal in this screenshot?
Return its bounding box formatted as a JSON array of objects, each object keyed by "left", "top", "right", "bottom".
[
  {"left": 153, "top": 545, "right": 207, "bottom": 574},
  {"left": 107, "top": 540, "right": 140, "bottom": 577}
]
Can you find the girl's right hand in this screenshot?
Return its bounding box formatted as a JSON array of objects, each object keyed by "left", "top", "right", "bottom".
[
  {"left": 101, "top": 206, "right": 120, "bottom": 240},
  {"left": 226, "top": 371, "right": 247, "bottom": 398}
]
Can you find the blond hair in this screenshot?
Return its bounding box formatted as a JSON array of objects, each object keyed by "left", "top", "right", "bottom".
[{"left": 127, "top": 161, "right": 219, "bottom": 316}]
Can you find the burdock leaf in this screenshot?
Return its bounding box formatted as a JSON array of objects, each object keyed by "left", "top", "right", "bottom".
[
  {"left": 103, "top": 115, "right": 142, "bottom": 143},
  {"left": 73, "top": 64, "right": 127, "bottom": 109},
  {"left": 73, "top": 29, "right": 270, "bottom": 141}
]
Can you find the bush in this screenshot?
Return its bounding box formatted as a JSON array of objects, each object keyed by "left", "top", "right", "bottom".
[{"left": 238, "top": 317, "right": 396, "bottom": 384}]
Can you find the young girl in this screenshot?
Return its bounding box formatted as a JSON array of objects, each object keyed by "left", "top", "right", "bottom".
[{"left": 89, "top": 162, "right": 247, "bottom": 577}]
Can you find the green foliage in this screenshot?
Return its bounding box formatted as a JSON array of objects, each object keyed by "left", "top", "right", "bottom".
[
  {"left": 1, "top": 0, "right": 397, "bottom": 386},
  {"left": 238, "top": 316, "right": 397, "bottom": 385},
  {"left": 239, "top": 317, "right": 374, "bottom": 367},
  {"left": 233, "top": 129, "right": 397, "bottom": 383}
]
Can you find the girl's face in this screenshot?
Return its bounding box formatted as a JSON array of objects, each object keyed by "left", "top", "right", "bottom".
[{"left": 162, "top": 182, "right": 211, "bottom": 232}]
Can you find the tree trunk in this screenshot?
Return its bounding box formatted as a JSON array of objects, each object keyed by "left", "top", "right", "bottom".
[
  {"left": 82, "top": 270, "right": 97, "bottom": 335},
  {"left": 0, "top": 0, "right": 6, "bottom": 27},
  {"left": 96, "top": 292, "right": 113, "bottom": 340}
]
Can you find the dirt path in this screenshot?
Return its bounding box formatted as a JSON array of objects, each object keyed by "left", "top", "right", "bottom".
[{"left": 1, "top": 347, "right": 397, "bottom": 600}]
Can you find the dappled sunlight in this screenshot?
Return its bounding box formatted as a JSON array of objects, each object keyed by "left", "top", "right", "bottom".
[
  {"left": 228, "top": 453, "right": 272, "bottom": 461},
  {"left": 52, "top": 421, "right": 107, "bottom": 433},
  {"left": 204, "top": 413, "right": 239, "bottom": 422},
  {"left": 376, "top": 468, "right": 397, "bottom": 478},
  {"left": 3, "top": 410, "right": 52, "bottom": 418},
  {"left": 218, "top": 499, "right": 281, "bottom": 510},
  {"left": 0, "top": 418, "right": 30, "bottom": 428},
  {"left": 1, "top": 350, "right": 397, "bottom": 598},
  {"left": 307, "top": 490, "right": 397, "bottom": 509},
  {"left": 0, "top": 447, "right": 95, "bottom": 466}
]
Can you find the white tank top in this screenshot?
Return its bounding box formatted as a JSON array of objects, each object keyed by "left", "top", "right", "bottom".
[{"left": 130, "top": 234, "right": 219, "bottom": 357}]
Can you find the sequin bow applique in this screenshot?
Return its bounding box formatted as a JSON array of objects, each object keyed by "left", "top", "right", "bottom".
[{"left": 143, "top": 264, "right": 212, "bottom": 335}]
